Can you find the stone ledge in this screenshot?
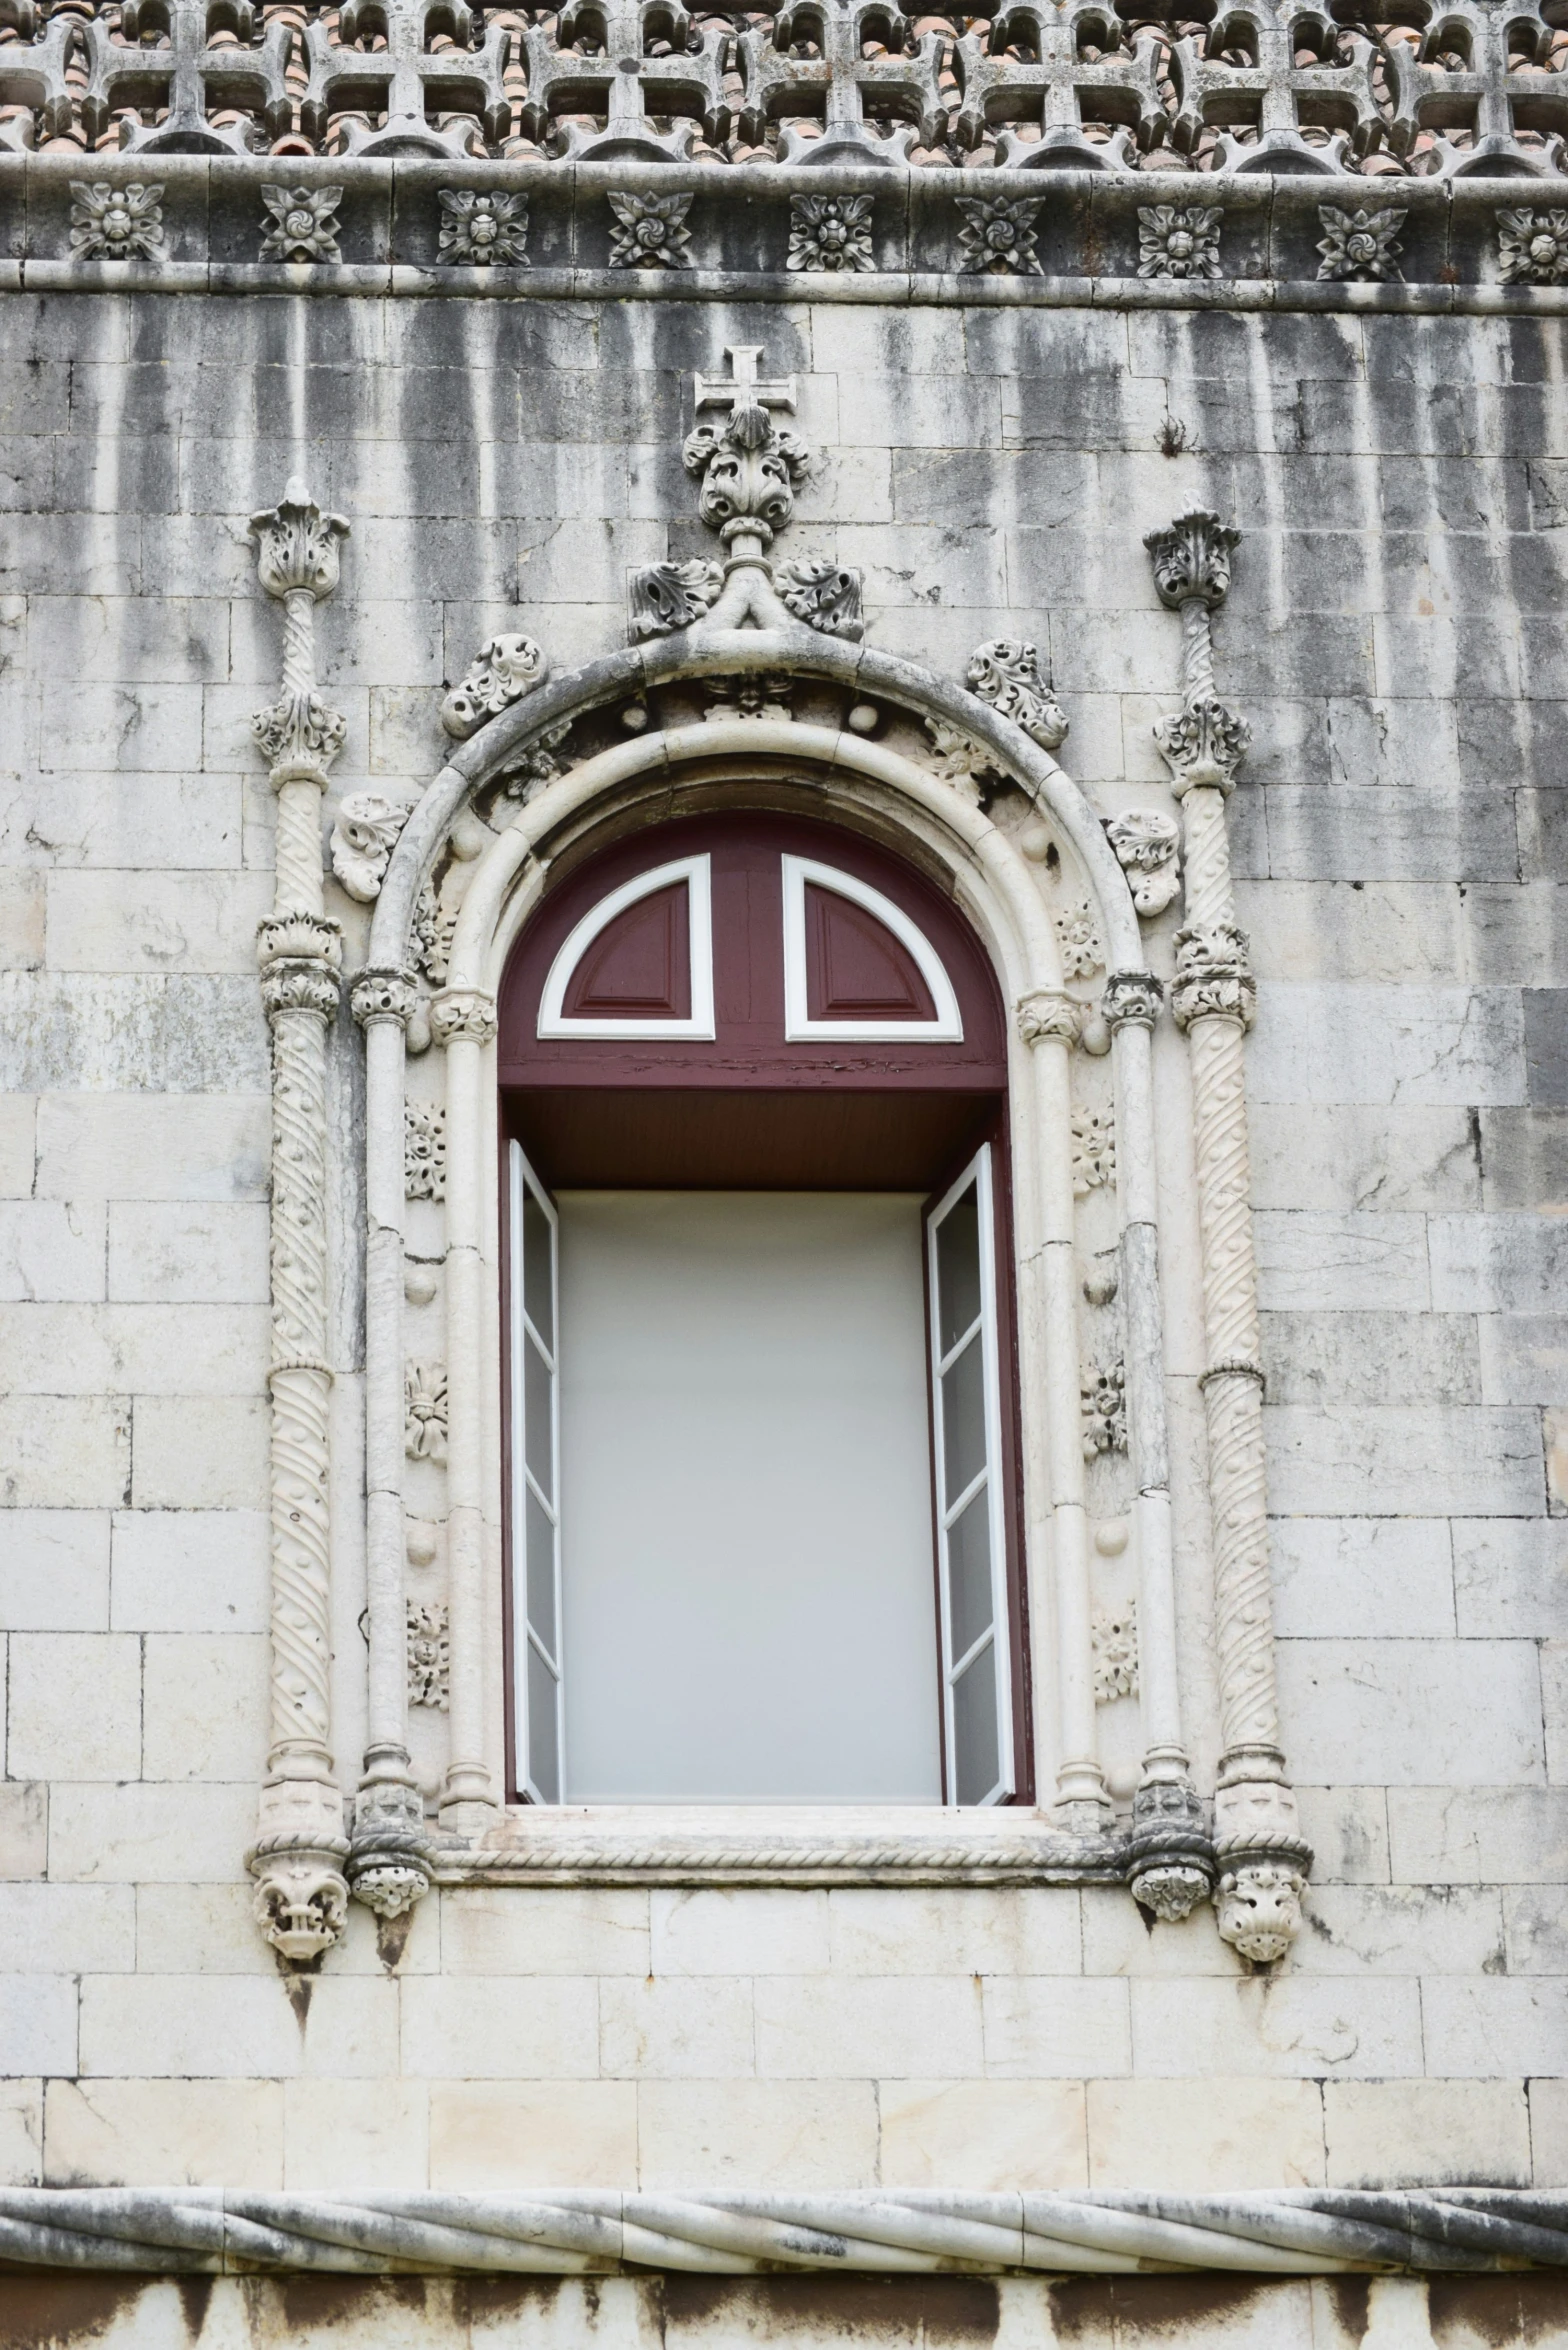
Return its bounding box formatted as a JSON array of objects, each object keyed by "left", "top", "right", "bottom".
[
  {"left": 430, "top": 1815, "right": 1131, "bottom": 1887},
  {"left": 3, "top": 154, "right": 1567, "bottom": 310},
  {"left": 0, "top": 2188, "right": 1564, "bottom": 2274}
]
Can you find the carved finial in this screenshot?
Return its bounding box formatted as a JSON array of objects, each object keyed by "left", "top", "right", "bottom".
[
  {"left": 249, "top": 481, "right": 351, "bottom": 601},
  {"left": 1143, "top": 510, "right": 1239, "bottom": 612}
]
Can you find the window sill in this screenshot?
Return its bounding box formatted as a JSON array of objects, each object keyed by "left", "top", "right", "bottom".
[{"left": 431, "top": 1805, "right": 1129, "bottom": 1887}]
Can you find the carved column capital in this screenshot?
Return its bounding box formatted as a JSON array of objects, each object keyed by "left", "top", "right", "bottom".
[
  {"left": 1143, "top": 509, "right": 1239, "bottom": 612},
  {"left": 1015, "top": 988, "right": 1080, "bottom": 1048},
  {"left": 250, "top": 1842, "right": 352, "bottom": 1965},
  {"left": 1101, "top": 970, "right": 1164, "bottom": 1031},
  {"left": 1170, "top": 921, "right": 1256, "bottom": 1033},
  {"left": 1126, "top": 1777, "right": 1215, "bottom": 1922},
  {"left": 258, "top": 912, "right": 342, "bottom": 970},
  {"left": 249, "top": 477, "right": 351, "bottom": 602},
  {"left": 261, "top": 961, "right": 342, "bottom": 1023},
  {"left": 1154, "top": 698, "right": 1251, "bottom": 797},
  {"left": 351, "top": 965, "right": 421, "bottom": 1030},
  {"left": 430, "top": 987, "right": 498, "bottom": 1048},
  {"left": 347, "top": 1779, "right": 434, "bottom": 1922}
]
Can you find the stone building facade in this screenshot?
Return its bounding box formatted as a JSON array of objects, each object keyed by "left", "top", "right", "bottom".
[{"left": 0, "top": 4, "right": 1566, "bottom": 2342}]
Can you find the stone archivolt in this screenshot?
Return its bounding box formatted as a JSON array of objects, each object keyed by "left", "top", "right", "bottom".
[{"left": 14, "top": 0, "right": 1568, "bottom": 178}]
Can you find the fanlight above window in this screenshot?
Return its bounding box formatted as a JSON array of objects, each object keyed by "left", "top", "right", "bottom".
[
  {"left": 537, "top": 855, "right": 716, "bottom": 1040},
  {"left": 782, "top": 856, "right": 964, "bottom": 1043}
]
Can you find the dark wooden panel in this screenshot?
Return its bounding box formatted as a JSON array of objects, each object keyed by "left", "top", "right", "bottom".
[
  {"left": 805, "top": 882, "right": 936, "bottom": 1022},
  {"left": 560, "top": 881, "right": 690, "bottom": 1020}
]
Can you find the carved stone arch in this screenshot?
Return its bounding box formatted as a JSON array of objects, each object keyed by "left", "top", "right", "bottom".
[{"left": 348, "top": 638, "right": 1204, "bottom": 1919}]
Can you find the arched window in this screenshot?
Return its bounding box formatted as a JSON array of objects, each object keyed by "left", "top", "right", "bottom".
[{"left": 497, "top": 813, "right": 1029, "bottom": 1811}]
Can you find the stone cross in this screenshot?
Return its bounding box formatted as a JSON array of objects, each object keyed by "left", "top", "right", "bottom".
[{"left": 694, "top": 345, "right": 798, "bottom": 418}]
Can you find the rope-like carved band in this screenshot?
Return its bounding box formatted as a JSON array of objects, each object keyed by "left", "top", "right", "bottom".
[{"left": 0, "top": 2189, "right": 1562, "bottom": 2276}]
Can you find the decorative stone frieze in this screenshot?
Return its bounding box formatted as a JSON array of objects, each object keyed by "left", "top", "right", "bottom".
[
  {"left": 69, "top": 180, "right": 164, "bottom": 262},
  {"left": 247, "top": 479, "right": 354, "bottom": 1966},
  {"left": 1148, "top": 508, "right": 1310, "bottom": 1962},
  {"left": 965, "top": 640, "right": 1068, "bottom": 750},
  {"left": 404, "top": 1102, "right": 446, "bottom": 1203},
  {"left": 407, "top": 1600, "right": 451, "bottom": 1710},
  {"left": 260, "top": 184, "right": 343, "bottom": 263},
  {"left": 788, "top": 193, "right": 875, "bottom": 273},
  {"left": 411, "top": 882, "right": 458, "bottom": 990},
  {"left": 1071, "top": 1107, "right": 1116, "bottom": 1197},
  {"left": 1092, "top": 1605, "right": 1138, "bottom": 1704},
  {"left": 437, "top": 187, "right": 528, "bottom": 266},
  {"left": 1497, "top": 205, "right": 1568, "bottom": 283},
  {"left": 608, "top": 190, "right": 693, "bottom": 269},
  {"left": 1137, "top": 204, "right": 1222, "bottom": 279},
  {"left": 778, "top": 558, "right": 864, "bottom": 639},
  {"left": 405, "top": 1360, "right": 450, "bottom": 1466},
  {"left": 1105, "top": 809, "right": 1182, "bottom": 918},
  {"left": 440, "top": 633, "right": 548, "bottom": 740},
  {"left": 329, "top": 793, "right": 410, "bottom": 905},
  {"left": 1317, "top": 203, "right": 1405, "bottom": 280},
  {"left": 1080, "top": 1363, "right": 1128, "bottom": 1460},
  {"left": 955, "top": 194, "right": 1044, "bottom": 275}
]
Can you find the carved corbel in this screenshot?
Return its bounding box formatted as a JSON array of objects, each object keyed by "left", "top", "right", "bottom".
[
  {"left": 1105, "top": 808, "right": 1182, "bottom": 918},
  {"left": 965, "top": 640, "right": 1068, "bottom": 751},
  {"left": 330, "top": 793, "right": 410, "bottom": 904},
  {"left": 440, "top": 633, "right": 548, "bottom": 741}
]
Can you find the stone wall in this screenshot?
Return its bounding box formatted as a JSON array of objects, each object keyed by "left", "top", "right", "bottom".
[{"left": 0, "top": 170, "right": 1564, "bottom": 2322}]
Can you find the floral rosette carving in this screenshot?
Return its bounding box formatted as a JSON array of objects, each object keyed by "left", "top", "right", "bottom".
[
  {"left": 1316, "top": 204, "right": 1405, "bottom": 283},
  {"left": 405, "top": 1360, "right": 449, "bottom": 1465},
  {"left": 1071, "top": 1106, "right": 1116, "bottom": 1197},
  {"left": 261, "top": 185, "right": 343, "bottom": 264},
  {"left": 955, "top": 195, "right": 1042, "bottom": 277},
  {"left": 1137, "top": 204, "right": 1222, "bottom": 281},
  {"left": 437, "top": 188, "right": 528, "bottom": 267},
  {"left": 788, "top": 194, "right": 875, "bottom": 274},
  {"left": 1498, "top": 207, "right": 1568, "bottom": 286},
  {"left": 1081, "top": 1362, "right": 1128, "bottom": 1460},
  {"left": 608, "top": 190, "right": 692, "bottom": 269},
  {"left": 69, "top": 180, "right": 164, "bottom": 262}
]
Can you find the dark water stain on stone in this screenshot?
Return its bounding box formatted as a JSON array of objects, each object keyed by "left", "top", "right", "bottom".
[
  {"left": 277, "top": 2273, "right": 434, "bottom": 2332},
  {"left": 375, "top": 1908, "right": 415, "bottom": 1971},
  {"left": 1050, "top": 2275, "right": 1268, "bottom": 2340},
  {"left": 661, "top": 2274, "right": 1000, "bottom": 2342},
  {"left": 0, "top": 2269, "right": 148, "bottom": 2349},
  {"left": 1431, "top": 2274, "right": 1568, "bottom": 2347}
]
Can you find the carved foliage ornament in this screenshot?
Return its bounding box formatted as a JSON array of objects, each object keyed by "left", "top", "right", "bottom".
[
  {"left": 956, "top": 194, "right": 1042, "bottom": 277},
  {"left": 1081, "top": 1362, "right": 1128, "bottom": 1460},
  {"left": 412, "top": 880, "right": 458, "bottom": 987},
  {"left": 407, "top": 1600, "right": 451, "bottom": 1709},
  {"left": 788, "top": 193, "right": 875, "bottom": 274},
  {"left": 683, "top": 397, "right": 812, "bottom": 548},
  {"left": 330, "top": 792, "right": 409, "bottom": 903},
  {"left": 438, "top": 187, "right": 528, "bottom": 267},
  {"left": 923, "top": 717, "right": 998, "bottom": 797},
  {"left": 261, "top": 184, "right": 343, "bottom": 264},
  {"left": 405, "top": 1101, "right": 446, "bottom": 1201},
  {"left": 440, "top": 633, "right": 548, "bottom": 740},
  {"left": 405, "top": 1360, "right": 449, "bottom": 1465},
  {"left": 965, "top": 640, "right": 1068, "bottom": 751},
  {"left": 1101, "top": 969, "right": 1164, "bottom": 1030},
  {"left": 251, "top": 1856, "right": 349, "bottom": 1967},
  {"left": 1071, "top": 1106, "right": 1116, "bottom": 1197},
  {"left": 1154, "top": 697, "right": 1250, "bottom": 795},
  {"left": 1055, "top": 897, "right": 1103, "bottom": 980},
  {"left": 1144, "top": 510, "right": 1238, "bottom": 611},
  {"left": 608, "top": 190, "right": 692, "bottom": 269},
  {"left": 1092, "top": 1604, "right": 1138, "bottom": 1704},
  {"left": 778, "top": 557, "right": 864, "bottom": 640},
  {"left": 249, "top": 480, "right": 350, "bottom": 603},
  {"left": 1105, "top": 808, "right": 1182, "bottom": 917},
  {"left": 1317, "top": 204, "right": 1405, "bottom": 282},
  {"left": 1137, "top": 204, "right": 1222, "bottom": 281},
  {"left": 1498, "top": 207, "right": 1568, "bottom": 285},
  {"left": 630, "top": 558, "right": 724, "bottom": 641},
  {"left": 1171, "top": 919, "right": 1257, "bottom": 1032},
  {"left": 252, "top": 689, "right": 347, "bottom": 777},
  {"left": 70, "top": 180, "right": 164, "bottom": 262},
  {"left": 1215, "top": 1863, "right": 1307, "bottom": 1966}
]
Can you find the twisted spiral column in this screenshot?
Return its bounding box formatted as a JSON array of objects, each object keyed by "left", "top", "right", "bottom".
[
  {"left": 246, "top": 482, "right": 354, "bottom": 1966},
  {"left": 1147, "top": 512, "right": 1311, "bottom": 1965}
]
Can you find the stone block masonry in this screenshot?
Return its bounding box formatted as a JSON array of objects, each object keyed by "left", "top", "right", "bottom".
[{"left": 0, "top": 119, "right": 1564, "bottom": 2348}]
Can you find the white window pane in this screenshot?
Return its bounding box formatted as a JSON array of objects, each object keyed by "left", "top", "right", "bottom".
[
  {"left": 522, "top": 1189, "right": 554, "bottom": 1350},
  {"left": 558, "top": 1191, "right": 941, "bottom": 1803},
  {"left": 941, "top": 1335, "right": 987, "bottom": 1500},
  {"left": 935, "top": 1179, "right": 981, "bottom": 1355},
  {"left": 952, "top": 1641, "right": 1000, "bottom": 1806},
  {"left": 946, "top": 1485, "right": 994, "bottom": 1663},
  {"left": 525, "top": 1483, "right": 557, "bottom": 1658},
  {"left": 524, "top": 1336, "right": 553, "bottom": 1505},
  {"left": 527, "top": 1643, "right": 561, "bottom": 1803}
]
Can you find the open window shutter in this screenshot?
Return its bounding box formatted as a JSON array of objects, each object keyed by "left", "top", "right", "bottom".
[
  {"left": 926, "top": 1144, "right": 1015, "bottom": 1806},
  {"left": 510, "top": 1140, "right": 563, "bottom": 1804}
]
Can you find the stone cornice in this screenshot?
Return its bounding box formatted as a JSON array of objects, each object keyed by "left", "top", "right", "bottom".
[{"left": 0, "top": 2189, "right": 1564, "bottom": 2275}]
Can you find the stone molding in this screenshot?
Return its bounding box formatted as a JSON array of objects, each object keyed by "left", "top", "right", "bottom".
[
  {"left": 0, "top": 2189, "right": 1563, "bottom": 2276},
  {"left": 7, "top": 158, "right": 1568, "bottom": 317}
]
